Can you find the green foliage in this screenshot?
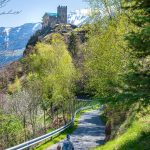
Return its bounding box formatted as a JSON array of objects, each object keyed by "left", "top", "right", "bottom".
[
  {"left": 8, "top": 76, "right": 22, "bottom": 94},
  {"left": 95, "top": 115, "right": 150, "bottom": 150},
  {"left": 83, "top": 0, "right": 149, "bottom": 149},
  {"left": 123, "top": 0, "right": 150, "bottom": 58},
  {"left": 27, "top": 33, "right": 76, "bottom": 109},
  {"left": 68, "top": 32, "right": 78, "bottom": 58},
  {"left": 0, "top": 114, "right": 23, "bottom": 148},
  {"left": 123, "top": 0, "right": 150, "bottom": 105},
  {"left": 84, "top": 15, "right": 131, "bottom": 97}
]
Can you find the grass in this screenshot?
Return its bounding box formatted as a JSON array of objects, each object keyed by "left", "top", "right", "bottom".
[
  {"left": 94, "top": 115, "right": 150, "bottom": 150},
  {"left": 35, "top": 105, "right": 98, "bottom": 150}
]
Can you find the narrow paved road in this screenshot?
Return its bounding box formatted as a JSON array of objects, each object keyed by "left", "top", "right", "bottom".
[{"left": 47, "top": 109, "right": 105, "bottom": 150}]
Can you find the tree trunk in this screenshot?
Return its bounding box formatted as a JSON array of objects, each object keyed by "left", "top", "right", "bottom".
[
  {"left": 50, "top": 102, "right": 54, "bottom": 120},
  {"left": 44, "top": 110, "right": 46, "bottom": 133},
  {"left": 23, "top": 115, "right": 27, "bottom": 141},
  {"left": 62, "top": 106, "right": 67, "bottom": 125},
  {"left": 57, "top": 109, "right": 59, "bottom": 128}
]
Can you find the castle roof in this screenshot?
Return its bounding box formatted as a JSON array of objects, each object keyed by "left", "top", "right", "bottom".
[{"left": 45, "top": 12, "right": 57, "bottom": 17}]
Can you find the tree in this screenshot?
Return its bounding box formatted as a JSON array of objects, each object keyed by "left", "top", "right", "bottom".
[
  {"left": 0, "top": 93, "right": 24, "bottom": 149},
  {"left": 68, "top": 32, "right": 78, "bottom": 58},
  {"left": 0, "top": 0, "right": 20, "bottom": 15},
  {"left": 84, "top": 14, "right": 131, "bottom": 97},
  {"left": 123, "top": 0, "right": 150, "bottom": 105},
  {"left": 26, "top": 33, "right": 76, "bottom": 125},
  {"left": 8, "top": 76, "right": 22, "bottom": 94},
  {"left": 0, "top": 114, "right": 23, "bottom": 149},
  {"left": 84, "top": 0, "right": 122, "bottom": 19},
  {"left": 10, "top": 90, "right": 31, "bottom": 140}
]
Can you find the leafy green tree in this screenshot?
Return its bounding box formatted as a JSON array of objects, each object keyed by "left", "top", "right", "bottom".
[
  {"left": 8, "top": 76, "right": 22, "bottom": 94},
  {"left": 84, "top": 14, "right": 132, "bottom": 97},
  {"left": 123, "top": 0, "right": 150, "bottom": 105},
  {"left": 68, "top": 32, "right": 78, "bottom": 58},
  {"left": 0, "top": 114, "right": 23, "bottom": 149},
  {"left": 27, "top": 33, "right": 76, "bottom": 124}
]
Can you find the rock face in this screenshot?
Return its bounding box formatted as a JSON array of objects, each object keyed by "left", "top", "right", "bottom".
[{"left": 0, "top": 23, "right": 41, "bottom": 66}]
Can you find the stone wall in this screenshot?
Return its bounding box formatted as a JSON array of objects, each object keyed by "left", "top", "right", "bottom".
[{"left": 49, "top": 16, "right": 58, "bottom": 28}]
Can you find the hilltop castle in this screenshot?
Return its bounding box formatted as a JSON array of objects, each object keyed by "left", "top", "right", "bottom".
[{"left": 42, "top": 6, "right": 67, "bottom": 28}]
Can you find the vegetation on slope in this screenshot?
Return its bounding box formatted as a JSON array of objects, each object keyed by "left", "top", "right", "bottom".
[
  {"left": 0, "top": 33, "right": 77, "bottom": 149},
  {"left": 95, "top": 115, "right": 150, "bottom": 150},
  {"left": 83, "top": 0, "right": 150, "bottom": 149},
  {"left": 0, "top": 0, "right": 149, "bottom": 149}
]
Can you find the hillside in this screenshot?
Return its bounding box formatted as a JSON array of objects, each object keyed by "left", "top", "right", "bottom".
[
  {"left": 0, "top": 20, "right": 91, "bottom": 149},
  {"left": 0, "top": 9, "right": 89, "bottom": 66},
  {"left": 0, "top": 23, "right": 88, "bottom": 93}
]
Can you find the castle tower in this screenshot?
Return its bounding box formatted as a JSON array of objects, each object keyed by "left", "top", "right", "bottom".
[{"left": 57, "top": 6, "right": 67, "bottom": 24}]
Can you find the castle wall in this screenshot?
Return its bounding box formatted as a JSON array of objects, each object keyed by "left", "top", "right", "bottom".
[
  {"left": 48, "top": 16, "right": 57, "bottom": 28},
  {"left": 42, "top": 6, "right": 67, "bottom": 28},
  {"left": 43, "top": 14, "right": 57, "bottom": 28},
  {"left": 42, "top": 15, "right": 50, "bottom": 28}
]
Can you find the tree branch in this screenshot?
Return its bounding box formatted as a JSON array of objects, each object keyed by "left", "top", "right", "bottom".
[
  {"left": 0, "top": 0, "right": 21, "bottom": 15},
  {"left": 0, "top": 10, "right": 21, "bottom": 15},
  {"left": 0, "top": 0, "right": 10, "bottom": 8}
]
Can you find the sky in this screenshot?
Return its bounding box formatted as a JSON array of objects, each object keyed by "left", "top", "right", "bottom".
[{"left": 0, "top": 0, "right": 88, "bottom": 27}]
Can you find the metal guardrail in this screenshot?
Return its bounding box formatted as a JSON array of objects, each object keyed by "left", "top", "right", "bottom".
[{"left": 7, "top": 105, "right": 93, "bottom": 150}]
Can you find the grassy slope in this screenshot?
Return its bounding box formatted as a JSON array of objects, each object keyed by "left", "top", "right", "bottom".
[{"left": 95, "top": 115, "right": 150, "bottom": 150}]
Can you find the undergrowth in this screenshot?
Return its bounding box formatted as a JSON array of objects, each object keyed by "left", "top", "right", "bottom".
[
  {"left": 95, "top": 115, "right": 150, "bottom": 150},
  {"left": 94, "top": 99, "right": 150, "bottom": 150}
]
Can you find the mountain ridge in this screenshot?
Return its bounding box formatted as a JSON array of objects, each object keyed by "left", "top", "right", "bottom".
[{"left": 0, "top": 9, "right": 89, "bottom": 66}]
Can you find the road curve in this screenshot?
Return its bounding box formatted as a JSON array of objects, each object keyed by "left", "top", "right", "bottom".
[{"left": 47, "top": 109, "right": 105, "bottom": 150}]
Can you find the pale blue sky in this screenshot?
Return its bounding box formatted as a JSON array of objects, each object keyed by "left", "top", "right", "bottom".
[{"left": 0, "top": 0, "right": 88, "bottom": 27}]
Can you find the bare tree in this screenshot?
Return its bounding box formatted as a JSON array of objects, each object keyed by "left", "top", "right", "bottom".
[
  {"left": 85, "top": 0, "right": 122, "bottom": 19},
  {"left": 10, "top": 90, "right": 30, "bottom": 140},
  {"left": 0, "top": 0, "right": 20, "bottom": 15},
  {"left": 10, "top": 87, "right": 41, "bottom": 139}
]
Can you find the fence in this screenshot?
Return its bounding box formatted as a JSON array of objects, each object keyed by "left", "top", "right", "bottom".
[{"left": 7, "top": 101, "right": 94, "bottom": 150}]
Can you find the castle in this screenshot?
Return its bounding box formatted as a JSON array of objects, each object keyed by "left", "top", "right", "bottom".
[{"left": 42, "top": 6, "right": 67, "bottom": 28}]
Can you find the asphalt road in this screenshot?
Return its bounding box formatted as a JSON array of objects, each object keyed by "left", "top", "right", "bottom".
[{"left": 47, "top": 109, "right": 105, "bottom": 150}]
